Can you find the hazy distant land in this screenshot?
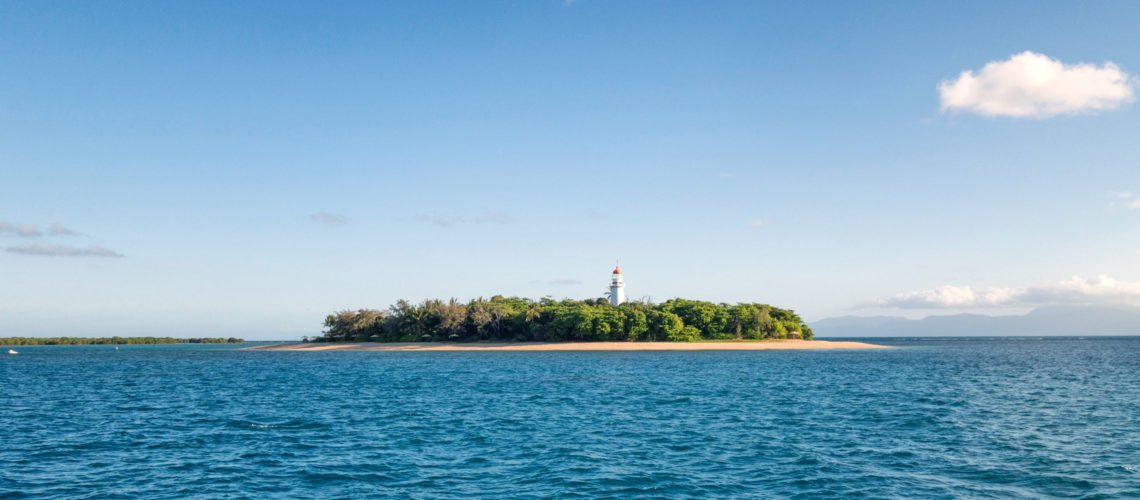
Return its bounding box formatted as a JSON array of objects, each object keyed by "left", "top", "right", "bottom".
[{"left": 812, "top": 305, "right": 1140, "bottom": 337}]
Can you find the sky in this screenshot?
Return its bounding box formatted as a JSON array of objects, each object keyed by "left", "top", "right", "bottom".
[{"left": 3, "top": 1, "right": 1140, "bottom": 339}]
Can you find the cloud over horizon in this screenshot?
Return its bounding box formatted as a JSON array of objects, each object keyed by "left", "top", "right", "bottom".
[
  {"left": 873, "top": 275, "right": 1140, "bottom": 309},
  {"left": 6, "top": 244, "right": 124, "bottom": 258},
  {"left": 1109, "top": 191, "right": 1140, "bottom": 209},
  {"left": 939, "top": 51, "right": 1135, "bottom": 118}
]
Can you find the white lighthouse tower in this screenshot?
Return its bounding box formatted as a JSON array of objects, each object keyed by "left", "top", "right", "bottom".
[{"left": 609, "top": 264, "right": 626, "bottom": 306}]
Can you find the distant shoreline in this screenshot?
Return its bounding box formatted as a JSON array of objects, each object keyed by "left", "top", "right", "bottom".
[
  {"left": 248, "top": 340, "right": 889, "bottom": 352},
  {"left": 1, "top": 336, "right": 244, "bottom": 346}
]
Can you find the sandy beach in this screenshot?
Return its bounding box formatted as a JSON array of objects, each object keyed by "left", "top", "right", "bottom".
[{"left": 249, "top": 340, "right": 888, "bottom": 352}]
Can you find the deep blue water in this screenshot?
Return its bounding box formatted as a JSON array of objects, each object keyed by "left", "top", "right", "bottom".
[{"left": 2, "top": 338, "right": 1139, "bottom": 498}]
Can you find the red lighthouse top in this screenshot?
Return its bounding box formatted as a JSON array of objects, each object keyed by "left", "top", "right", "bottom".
[{"left": 612, "top": 265, "right": 622, "bottom": 274}]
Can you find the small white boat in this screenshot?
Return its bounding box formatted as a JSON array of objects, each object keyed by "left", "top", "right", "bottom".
[{"left": 6, "top": 349, "right": 17, "bottom": 355}]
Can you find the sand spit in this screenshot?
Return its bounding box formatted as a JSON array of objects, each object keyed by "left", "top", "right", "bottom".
[{"left": 248, "top": 340, "right": 888, "bottom": 352}]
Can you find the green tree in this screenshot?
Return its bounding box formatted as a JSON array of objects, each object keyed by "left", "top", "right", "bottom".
[{"left": 315, "top": 296, "right": 815, "bottom": 343}]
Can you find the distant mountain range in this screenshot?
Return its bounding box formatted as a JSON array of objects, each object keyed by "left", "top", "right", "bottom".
[{"left": 811, "top": 305, "right": 1140, "bottom": 337}]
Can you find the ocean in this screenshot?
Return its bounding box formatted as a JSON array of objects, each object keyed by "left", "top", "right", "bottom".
[{"left": 2, "top": 338, "right": 1138, "bottom": 498}]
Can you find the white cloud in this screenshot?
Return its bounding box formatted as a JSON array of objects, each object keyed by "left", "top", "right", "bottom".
[
  {"left": 48, "top": 224, "right": 79, "bottom": 236},
  {"left": 0, "top": 221, "right": 43, "bottom": 237},
  {"left": 0, "top": 221, "right": 81, "bottom": 237},
  {"left": 876, "top": 284, "right": 1015, "bottom": 308},
  {"left": 6, "top": 244, "right": 124, "bottom": 258},
  {"left": 475, "top": 210, "right": 509, "bottom": 224},
  {"left": 1108, "top": 191, "right": 1140, "bottom": 209},
  {"left": 414, "top": 214, "right": 457, "bottom": 228},
  {"left": 875, "top": 275, "right": 1140, "bottom": 309},
  {"left": 939, "top": 51, "right": 1135, "bottom": 118},
  {"left": 413, "top": 210, "right": 510, "bottom": 227},
  {"left": 310, "top": 212, "right": 348, "bottom": 226},
  {"left": 747, "top": 219, "right": 773, "bottom": 228}
]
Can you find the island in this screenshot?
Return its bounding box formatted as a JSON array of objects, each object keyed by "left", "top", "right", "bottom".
[
  {"left": 253, "top": 296, "right": 887, "bottom": 351},
  {"left": 250, "top": 340, "right": 888, "bottom": 352},
  {"left": 0, "top": 337, "right": 244, "bottom": 346}
]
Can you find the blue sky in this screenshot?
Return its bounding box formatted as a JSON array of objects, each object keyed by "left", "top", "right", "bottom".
[{"left": 3, "top": 1, "right": 1140, "bottom": 339}]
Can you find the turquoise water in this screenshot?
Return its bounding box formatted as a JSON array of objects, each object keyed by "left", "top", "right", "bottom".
[{"left": 2, "top": 338, "right": 1139, "bottom": 498}]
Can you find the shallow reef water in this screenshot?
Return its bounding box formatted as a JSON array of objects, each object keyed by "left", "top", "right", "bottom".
[{"left": 2, "top": 337, "right": 1139, "bottom": 498}]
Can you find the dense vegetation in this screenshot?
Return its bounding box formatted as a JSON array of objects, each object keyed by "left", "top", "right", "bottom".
[
  {"left": 316, "top": 297, "right": 813, "bottom": 343},
  {"left": 0, "top": 337, "right": 244, "bottom": 346}
]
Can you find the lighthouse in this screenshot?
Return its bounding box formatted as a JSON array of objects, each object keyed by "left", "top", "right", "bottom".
[{"left": 609, "top": 265, "right": 626, "bottom": 306}]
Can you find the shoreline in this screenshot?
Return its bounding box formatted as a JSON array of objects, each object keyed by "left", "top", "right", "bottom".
[{"left": 247, "top": 340, "right": 890, "bottom": 352}]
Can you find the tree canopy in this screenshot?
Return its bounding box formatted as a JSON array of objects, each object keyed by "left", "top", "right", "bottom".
[{"left": 316, "top": 297, "right": 813, "bottom": 343}]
